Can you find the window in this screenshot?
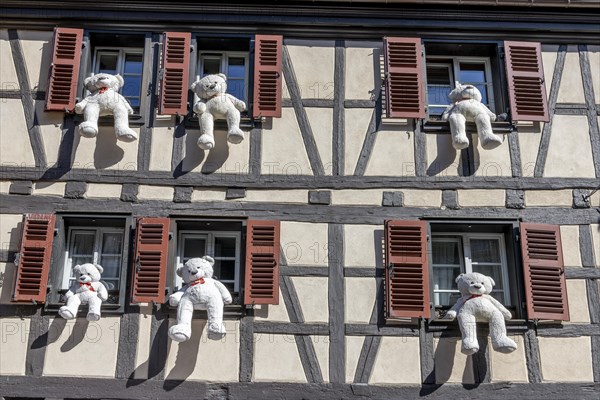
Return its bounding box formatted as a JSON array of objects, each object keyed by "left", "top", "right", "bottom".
[
  {"left": 431, "top": 233, "right": 510, "bottom": 307},
  {"left": 93, "top": 48, "right": 144, "bottom": 110}
]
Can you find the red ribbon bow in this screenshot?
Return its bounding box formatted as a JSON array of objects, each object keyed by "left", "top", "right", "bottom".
[
  {"left": 79, "top": 282, "right": 96, "bottom": 292},
  {"left": 190, "top": 277, "right": 205, "bottom": 286},
  {"left": 467, "top": 294, "right": 482, "bottom": 301}
]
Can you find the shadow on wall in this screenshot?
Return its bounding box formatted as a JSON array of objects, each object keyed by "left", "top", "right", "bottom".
[
  {"left": 163, "top": 320, "right": 206, "bottom": 389},
  {"left": 0, "top": 222, "right": 23, "bottom": 303},
  {"left": 30, "top": 316, "right": 92, "bottom": 353},
  {"left": 427, "top": 134, "right": 459, "bottom": 177},
  {"left": 174, "top": 129, "right": 230, "bottom": 177}
]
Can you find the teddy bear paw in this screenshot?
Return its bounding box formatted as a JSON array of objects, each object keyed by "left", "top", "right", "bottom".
[
  {"left": 58, "top": 307, "right": 76, "bottom": 320},
  {"left": 87, "top": 312, "right": 101, "bottom": 322},
  {"left": 452, "top": 136, "right": 470, "bottom": 150},
  {"left": 115, "top": 127, "right": 138, "bottom": 142},
  {"left": 74, "top": 103, "right": 85, "bottom": 114},
  {"left": 461, "top": 339, "right": 480, "bottom": 355},
  {"left": 493, "top": 337, "right": 517, "bottom": 353},
  {"left": 480, "top": 134, "right": 503, "bottom": 150},
  {"left": 227, "top": 128, "right": 245, "bottom": 144},
  {"left": 208, "top": 322, "right": 227, "bottom": 334},
  {"left": 168, "top": 324, "right": 191, "bottom": 342},
  {"left": 78, "top": 122, "right": 98, "bottom": 138},
  {"left": 197, "top": 135, "right": 215, "bottom": 150}
]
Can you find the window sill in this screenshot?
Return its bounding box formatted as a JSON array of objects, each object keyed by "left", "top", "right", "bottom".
[
  {"left": 73, "top": 114, "right": 145, "bottom": 127},
  {"left": 421, "top": 120, "right": 514, "bottom": 134},
  {"left": 164, "top": 304, "right": 246, "bottom": 319},
  {"left": 184, "top": 115, "right": 256, "bottom": 130}
]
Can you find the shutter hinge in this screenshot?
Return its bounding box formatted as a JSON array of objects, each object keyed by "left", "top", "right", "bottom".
[
  {"left": 516, "top": 233, "right": 520, "bottom": 243},
  {"left": 168, "top": 232, "right": 173, "bottom": 240},
  {"left": 13, "top": 253, "right": 20, "bottom": 267}
]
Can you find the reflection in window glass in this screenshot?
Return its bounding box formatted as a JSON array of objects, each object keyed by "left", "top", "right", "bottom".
[
  {"left": 199, "top": 53, "right": 248, "bottom": 103},
  {"left": 459, "top": 63, "right": 489, "bottom": 105},
  {"left": 426, "top": 64, "right": 453, "bottom": 116},
  {"left": 93, "top": 48, "right": 143, "bottom": 111}
]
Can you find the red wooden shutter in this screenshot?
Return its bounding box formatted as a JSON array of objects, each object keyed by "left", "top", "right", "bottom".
[
  {"left": 253, "top": 35, "right": 283, "bottom": 118},
  {"left": 12, "top": 214, "right": 56, "bottom": 303},
  {"left": 45, "top": 27, "right": 83, "bottom": 112},
  {"left": 131, "top": 217, "right": 170, "bottom": 303},
  {"left": 384, "top": 220, "right": 430, "bottom": 319},
  {"left": 244, "top": 220, "right": 280, "bottom": 305},
  {"left": 158, "top": 32, "right": 191, "bottom": 115},
  {"left": 384, "top": 37, "right": 425, "bottom": 119},
  {"left": 520, "top": 223, "right": 569, "bottom": 320},
  {"left": 504, "top": 41, "right": 549, "bottom": 122}
]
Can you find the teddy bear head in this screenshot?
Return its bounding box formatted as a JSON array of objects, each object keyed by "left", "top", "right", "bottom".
[
  {"left": 455, "top": 272, "right": 495, "bottom": 296},
  {"left": 191, "top": 74, "right": 228, "bottom": 100},
  {"left": 448, "top": 82, "right": 483, "bottom": 103},
  {"left": 177, "top": 256, "right": 215, "bottom": 284},
  {"left": 84, "top": 73, "right": 125, "bottom": 93},
  {"left": 73, "top": 263, "right": 104, "bottom": 284}
]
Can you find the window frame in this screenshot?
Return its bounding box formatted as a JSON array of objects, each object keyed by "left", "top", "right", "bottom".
[
  {"left": 46, "top": 214, "right": 133, "bottom": 314},
  {"left": 431, "top": 232, "right": 511, "bottom": 308},
  {"left": 197, "top": 50, "right": 250, "bottom": 104}
]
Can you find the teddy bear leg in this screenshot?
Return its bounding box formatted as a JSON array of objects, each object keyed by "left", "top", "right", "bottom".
[
  {"left": 78, "top": 104, "right": 100, "bottom": 138},
  {"left": 168, "top": 295, "right": 194, "bottom": 342},
  {"left": 198, "top": 113, "right": 216, "bottom": 150},
  {"left": 86, "top": 296, "right": 102, "bottom": 322},
  {"left": 113, "top": 107, "right": 138, "bottom": 142},
  {"left": 225, "top": 109, "right": 244, "bottom": 145},
  {"left": 457, "top": 313, "right": 480, "bottom": 355},
  {"left": 475, "top": 114, "right": 502, "bottom": 150},
  {"left": 206, "top": 297, "right": 226, "bottom": 340},
  {"left": 59, "top": 295, "right": 81, "bottom": 320},
  {"left": 489, "top": 312, "right": 517, "bottom": 353},
  {"left": 448, "top": 113, "right": 469, "bottom": 150}
]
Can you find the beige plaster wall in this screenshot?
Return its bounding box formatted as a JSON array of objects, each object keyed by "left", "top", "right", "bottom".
[
  {"left": 86, "top": 183, "right": 122, "bottom": 199},
  {"left": 525, "top": 190, "right": 572, "bottom": 207},
  {"left": 285, "top": 42, "right": 335, "bottom": 101},
  {"left": 132, "top": 305, "right": 152, "bottom": 379},
  {"left": 32, "top": 181, "right": 65, "bottom": 197},
  {"left": 457, "top": 189, "right": 506, "bottom": 207},
  {"left": 426, "top": 134, "right": 461, "bottom": 177},
  {"left": 0, "top": 99, "right": 36, "bottom": 167},
  {"left": 181, "top": 129, "right": 250, "bottom": 175},
  {"left": 262, "top": 108, "right": 313, "bottom": 175},
  {"left": 149, "top": 126, "right": 174, "bottom": 171},
  {"left": 306, "top": 107, "right": 333, "bottom": 175},
  {"left": 72, "top": 127, "right": 139, "bottom": 171},
  {"left": 192, "top": 188, "right": 227, "bottom": 202},
  {"left": 18, "top": 30, "right": 53, "bottom": 91},
  {"left": 345, "top": 336, "right": 364, "bottom": 383},
  {"left": 343, "top": 224, "right": 381, "bottom": 268},
  {"left": 43, "top": 316, "right": 121, "bottom": 377},
  {"left": 403, "top": 189, "right": 442, "bottom": 208},
  {"left": 280, "top": 222, "right": 328, "bottom": 267},
  {"left": 589, "top": 45, "right": 600, "bottom": 104},
  {"left": 591, "top": 224, "right": 600, "bottom": 267},
  {"left": 0, "top": 317, "right": 30, "bottom": 375},
  {"left": 137, "top": 185, "right": 174, "bottom": 201},
  {"left": 0, "top": 181, "right": 10, "bottom": 194},
  {"left": 344, "top": 277, "right": 377, "bottom": 324},
  {"left": 556, "top": 45, "right": 586, "bottom": 104},
  {"left": 254, "top": 288, "right": 291, "bottom": 322},
  {"left": 35, "top": 100, "right": 64, "bottom": 166},
  {"left": 473, "top": 136, "right": 512, "bottom": 177},
  {"left": 433, "top": 337, "right": 475, "bottom": 384},
  {"left": 560, "top": 225, "right": 582, "bottom": 267},
  {"left": 331, "top": 189, "right": 382, "bottom": 206},
  {"left": 542, "top": 45, "right": 558, "bottom": 98},
  {"left": 290, "top": 277, "right": 329, "bottom": 323},
  {"left": 489, "top": 335, "right": 528, "bottom": 383},
  {"left": 164, "top": 319, "right": 239, "bottom": 381},
  {"left": 538, "top": 337, "right": 594, "bottom": 382},
  {"left": 244, "top": 189, "right": 308, "bottom": 204},
  {"left": 0, "top": 30, "right": 19, "bottom": 90},
  {"left": 0, "top": 262, "right": 17, "bottom": 304},
  {"left": 311, "top": 335, "right": 330, "bottom": 383},
  {"left": 565, "top": 279, "right": 590, "bottom": 323},
  {"left": 545, "top": 116, "right": 596, "bottom": 178},
  {"left": 364, "top": 123, "right": 415, "bottom": 177},
  {"left": 369, "top": 337, "right": 421, "bottom": 384},
  {"left": 516, "top": 122, "right": 543, "bottom": 177},
  {"left": 253, "top": 333, "right": 307, "bottom": 382},
  {"left": 344, "top": 109, "right": 374, "bottom": 175},
  {"left": 0, "top": 214, "right": 22, "bottom": 305},
  {"left": 345, "top": 42, "right": 382, "bottom": 100}
]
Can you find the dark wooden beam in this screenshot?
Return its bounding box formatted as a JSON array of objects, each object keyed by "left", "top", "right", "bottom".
[
  {"left": 579, "top": 45, "right": 600, "bottom": 178},
  {"left": 328, "top": 223, "right": 346, "bottom": 383},
  {"left": 333, "top": 40, "right": 345, "bottom": 176}
]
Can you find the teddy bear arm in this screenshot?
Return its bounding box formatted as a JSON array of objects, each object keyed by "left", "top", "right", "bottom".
[
  {"left": 445, "top": 297, "right": 467, "bottom": 319},
  {"left": 227, "top": 94, "right": 247, "bottom": 112},
  {"left": 74, "top": 98, "right": 88, "bottom": 114},
  {"left": 97, "top": 283, "right": 109, "bottom": 301},
  {"left": 487, "top": 295, "right": 512, "bottom": 319},
  {"left": 441, "top": 104, "right": 454, "bottom": 122},
  {"left": 169, "top": 288, "right": 185, "bottom": 307},
  {"left": 65, "top": 288, "right": 76, "bottom": 299},
  {"left": 214, "top": 280, "right": 233, "bottom": 304},
  {"left": 193, "top": 100, "right": 207, "bottom": 115}
]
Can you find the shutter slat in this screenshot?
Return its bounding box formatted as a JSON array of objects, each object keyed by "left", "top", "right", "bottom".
[
  {"left": 45, "top": 28, "right": 83, "bottom": 112},
  {"left": 244, "top": 220, "right": 280, "bottom": 305},
  {"left": 505, "top": 41, "right": 549, "bottom": 122},
  {"left": 12, "top": 214, "right": 56, "bottom": 303},
  {"left": 158, "top": 32, "right": 191, "bottom": 116},
  {"left": 131, "top": 217, "right": 170, "bottom": 303},
  {"left": 253, "top": 35, "right": 282, "bottom": 118},
  {"left": 384, "top": 220, "right": 430, "bottom": 319},
  {"left": 520, "top": 222, "right": 569, "bottom": 320},
  {"left": 384, "top": 37, "right": 425, "bottom": 119}
]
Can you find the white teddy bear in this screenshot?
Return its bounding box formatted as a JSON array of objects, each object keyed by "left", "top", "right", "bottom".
[
  {"left": 74, "top": 73, "right": 138, "bottom": 142},
  {"left": 191, "top": 73, "right": 247, "bottom": 150},
  {"left": 168, "top": 256, "right": 233, "bottom": 342},
  {"left": 58, "top": 263, "right": 108, "bottom": 321},
  {"left": 442, "top": 83, "right": 505, "bottom": 150},
  {"left": 444, "top": 272, "right": 517, "bottom": 355}
]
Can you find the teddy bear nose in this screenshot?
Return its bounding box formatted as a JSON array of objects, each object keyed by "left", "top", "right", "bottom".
[
  {"left": 209, "top": 83, "right": 216, "bottom": 89},
  {"left": 473, "top": 284, "right": 482, "bottom": 289}
]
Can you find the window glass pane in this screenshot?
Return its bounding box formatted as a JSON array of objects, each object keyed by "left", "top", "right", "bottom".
[
  {"left": 472, "top": 264, "right": 503, "bottom": 289},
  {"left": 227, "top": 57, "right": 245, "bottom": 78},
  {"left": 214, "top": 237, "right": 236, "bottom": 258},
  {"left": 214, "top": 259, "right": 235, "bottom": 281},
  {"left": 227, "top": 79, "right": 245, "bottom": 102},
  {"left": 72, "top": 232, "right": 95, "bottom": 256},
  {"left": 98, "top": 53, "right": 118, "bottom": 74},
  {"left": 126, "top": 97, "right": 140, "bottom": 108},
  {"left": 183, "top": 237, "right": 207, "bottom": 260},
  {"left": 202, "top": 58, "right": 221, "bottom": 76},
  {"left": 436, "top": 292, "right": 461, "bottom": 307},
  {"left": 102, "top": 232, "right": 123, "bottom": 254},
  {"left": 124, "top": 53, "right": 143, "bottom": 74},
  {"left": 470, "top": 239, "right": 501, "bottom": 263},
  {"left": 432, "top": 240, "right": 460, "bottom": 264},
  {"left": 427, "top": 64, "right": 452, "bottom": 115},
  {"left": 122, "top": 76, "right": 141, "bottom": 99},
  {"left": 72, "top": 256, "right": 94, "bottom": 268},
  {"left": 433, "top": 267, "right": 461, "bottom": 290},
  {"left": 458, "top": 63, "right": 488, "bottom": 104}
]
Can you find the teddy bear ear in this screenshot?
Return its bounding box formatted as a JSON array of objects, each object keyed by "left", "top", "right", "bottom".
[
  {"left": 84, "top": 76, "right": 93, "bottom": 86},
  {"left": 73, "top": 264, "right": 82, "bottom": 273},
  {"left": 487, "top": 276, "right": 495, "bottom": 287},
  {"left": 176, "top": 264, "right": 184, "bottom": 277},
  {"left": 190, "top": 80, "right": 198, "bottom": 91},
  {"left": 94, "top": 263, "right": 104, "bottom": 274},
  {"left": 114, "top": 74, "right": 125, "bottom": 87},
  {"left": 217, "top": 73, "right": 227, "bottom": 81},
  {"left": 455, "top": 273, "right": 465, "bottom": 283},
  {"left": 202, "top": 255, "right": 215, "bottom": 266}
]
